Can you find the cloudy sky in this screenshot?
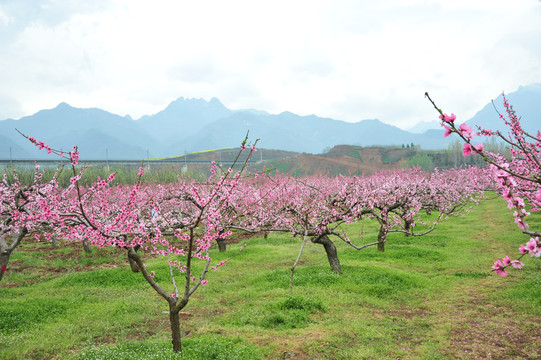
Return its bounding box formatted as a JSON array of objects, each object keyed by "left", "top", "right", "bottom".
[{"left": 1, "top": 0, "right": 540, "bottom": 130}]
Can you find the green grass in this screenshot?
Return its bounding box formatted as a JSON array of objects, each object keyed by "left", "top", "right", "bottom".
[
  {"left": 74, "top": 336, "right": 263, "bottom": 360},
  {"left": 1, "top": 195, "right": 540, "bottom": 359}
]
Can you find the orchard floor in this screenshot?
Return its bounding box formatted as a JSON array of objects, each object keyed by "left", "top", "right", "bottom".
[{"left": 1, "top": 195, "right": 540, "bottom": 359}]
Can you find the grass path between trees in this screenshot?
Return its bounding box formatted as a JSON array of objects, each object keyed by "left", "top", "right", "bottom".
[{"left": 0, "top": 195, "right": 540, "bottom": 359}]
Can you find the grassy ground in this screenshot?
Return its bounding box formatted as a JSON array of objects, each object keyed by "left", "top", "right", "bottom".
[{"left": 1, "top": 195, "right": 540, "bottom": 359}]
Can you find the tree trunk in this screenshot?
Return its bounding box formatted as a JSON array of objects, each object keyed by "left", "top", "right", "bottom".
[
  {"left": 0, "top": 229, "right": 28, "bottom": 282},
  {"left": 216, "top": 238, "right": 226, "bottom": 252},
  {"left": 127, "top": 246, "right": 141, "bottom": 273},
  {"left": 290, "top": 236, "right": 308, "bottom": 294},
  {"left": 83, "top": 240, "right": 92, "bottom": 253},
  {"left": 312, "top": 234, "right": 342, "bottom": 274},
  {"left": 127, "top": 245, "right": 187, "bottom": 353},
  {"left": 377, "top": 226, "right": 387, "bottom": 252},
  {"left": 0, "top": 248, "right": 11, "bottom": 282},
  {"left": 169, "top": 304, "right": 182, "bottom": 352},
  {"left": 404, "top": 220, "right": 411, "bottom": 237}
]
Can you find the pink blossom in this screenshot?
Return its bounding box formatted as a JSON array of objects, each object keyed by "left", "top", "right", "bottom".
[
  {"left": 492, "top": 259, "right": 508, "bottom": 277},
  {"left": 201, "top": 279, "right": 208, "bottom": 286},
  {"left": 458, "top": 123, "right": 476, "bottom": 139},
  {"left": 439, "top": 113, "right": 456, "bottom": 123},
  {"left": 514, "top": 215, "right": 525, "bottom": 229},
  {"left": 459, "top": 123, "right": 472, "bottom": 133},
  {"left": 70, "top": 149, "right": 79, "bottom": 165},
  {"left": 473, "top": 143, "right": 483, "bottom": 153},
  {"left": 502, "top": 188, "right": 512, "bottom": 201},
  {"left": 462, "top": 143, "right": 472, "bottom": 157},
  {"left": 443, "top": 124, "right": 452, "bottom": 137},
  {"left": 495, "top": 169, "right": 509, "bottom": 178},
  {"left": 525, "top": 237, "right": 538, "bottom": 254},
  {"left": 511, "top": 260, "right": 523, "bottom": 269}
]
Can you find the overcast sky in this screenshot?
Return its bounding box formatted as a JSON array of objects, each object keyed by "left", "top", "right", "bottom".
[{"left": 1, "top": 0, "right": 540, "bottom": 130}]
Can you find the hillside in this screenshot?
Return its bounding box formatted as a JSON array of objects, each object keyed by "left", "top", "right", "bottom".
[
  {"left": 231, "top": 144, "right": 481, "bottom": 176},
  {"left": 159, "top": 148, "right": 299, "bottom": 163}
]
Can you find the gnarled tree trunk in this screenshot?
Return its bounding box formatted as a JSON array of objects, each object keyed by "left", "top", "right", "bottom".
[
  {"left": 0, "top": 228, "right": 28, "bottom": 282},
  {"left": 169, "top": 303, "right": 182, "bottom": 352},
  {"left": 0, "top": 245, "right": 12, "bottom": 282},
  {"left": 377, "top": 226, "right": 387, "bottom": 252},
  {"left": 216, "top": 238, "right": 226, "bottom": 252},
  {"left": 404, "top": 220, "right": 411, "bottom": 237},
  {"left": 127, "top": 245, "right": 141, "bottom": 273},
  {"left": 312, "top": 234, "right": 342, "bottom": 274}
]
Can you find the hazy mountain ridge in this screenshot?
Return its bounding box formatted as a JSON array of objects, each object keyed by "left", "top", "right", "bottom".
[
  {"left": 1, "top": 84, "right": 539, "bottom": 160},
  {"left": 137, "top": 97, "right": 233, "bottom": 144},
  {"left": 465, "top": 84, "right": 540, "bottom": 135}
]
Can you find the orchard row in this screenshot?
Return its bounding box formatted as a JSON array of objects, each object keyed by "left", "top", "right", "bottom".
[
  {"left": 2, "top": 93, "right": 539, "bottom": 352},
  {"left": 1, "top": 144, "right": 490, "bottom": 351}
]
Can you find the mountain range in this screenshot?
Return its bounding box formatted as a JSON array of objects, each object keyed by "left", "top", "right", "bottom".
[{"left": 0, "top": 84, "right": 539, "bottom": 160}]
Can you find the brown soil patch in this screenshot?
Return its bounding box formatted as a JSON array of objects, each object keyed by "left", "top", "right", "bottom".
[
  {"left": 439, "top": 279, "right": 541, "bottom": 359},
  {"left": 271, "top": 152, "right": 402, "bottom": 176}
]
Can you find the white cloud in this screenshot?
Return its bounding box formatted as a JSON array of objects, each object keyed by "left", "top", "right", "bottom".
[
  {"left": 0, "top": 6, "right": 12, "bottom": 26},
  {"left": 0, "top": 0, "right": 540, "bottom": 129}
]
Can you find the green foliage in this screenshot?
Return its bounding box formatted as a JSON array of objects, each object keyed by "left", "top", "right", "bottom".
[
  {"left": 229, "top": 295, "right": 326, "bottom": 330},
  {"left": 256, "top": 267, "right": 341, "bottom": 289},
  {"left": 0, "top": 297, "right": 73, "bottom": 334},
  {"left": 57, "top": 267, "right": 147, "bottom": 288},
  {"left": 348, "top": 150, "right": 363, "bottom": 162},
  {"left": 272, "top": 162, "right": 290, "bottom": 173},
  {"left": 453, "top": 272, "right": 491, "bottom": 278},
  {"left": 277, "top": 296, "right": 326, "bottom": 312},
  {"left": 340, "top": 265, "right": 427, "bottom": 298},
  {"left": 74, "top": 336, "right": 263, "bottom": 360},
  {"left": 384, "top": 246, "right": 446, "bottom": 261},
  {"left": 498, "top": 270, "right": 541, "bottom": 315},
  {"left": 405, "top": 153, "right": 434, "bottom": 170},
  {"left": 1, "top": 164, "right": 200, "bottom": 187}
]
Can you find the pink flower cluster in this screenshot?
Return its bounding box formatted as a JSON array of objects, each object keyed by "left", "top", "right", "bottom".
[
  {"left": 70, "top": 147, "right": 79, "bottom": 165},
  {"left": 431, "top": 93, "right": 541, "bottom": 276},
  {"left": 520, "top": 237, "right": 541, "bottom": 257},
  {"left": 438, "top": 114, "right": 483, "bottom": 157},
  {"left": 492, "top": 256, "right": 523, "bottom": 277}
]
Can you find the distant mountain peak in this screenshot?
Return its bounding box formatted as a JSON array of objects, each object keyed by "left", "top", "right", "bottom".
[
  {"left": 165, "top": 96, "right": 227, "bottom": 110},
  {"left": 55, "top": 102, "right": 73, "bottom": 110},
  {"left": 2, "top": 85, "right": 536, "bottom": 160},
  {"left": 516, "top": 82, "right": 541, "bottom": 93}
]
